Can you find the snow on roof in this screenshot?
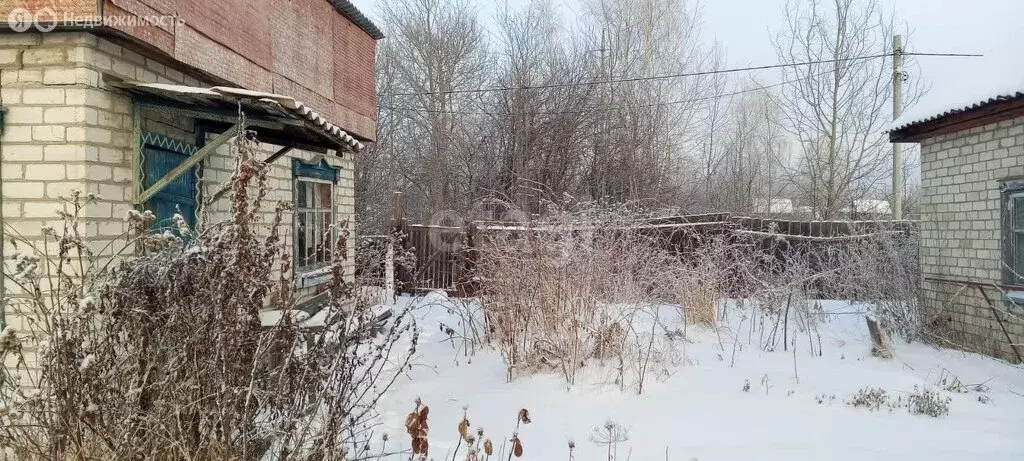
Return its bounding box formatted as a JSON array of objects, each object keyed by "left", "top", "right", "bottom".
[
  {"left": 891, "top": 84, "right": 1024, "bottom": 132},
  {"left": 890, "top": 50, "right": 1024, "bottom": 133},
  {"left": 840, "top": 199, "right": 891, "bottom": 215}
]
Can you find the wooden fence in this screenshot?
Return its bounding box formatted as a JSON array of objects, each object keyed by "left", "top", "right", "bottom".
[{"left": 389, "top": 196, "right": 917, "bottom": 296}]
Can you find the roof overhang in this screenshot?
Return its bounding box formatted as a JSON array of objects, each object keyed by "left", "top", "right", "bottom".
[
  {"left": 107, "top": 77, "right": 365, "bottom": 153},
  {"left": 890, "top": 94, "right": 1024, "bottom": 143}
]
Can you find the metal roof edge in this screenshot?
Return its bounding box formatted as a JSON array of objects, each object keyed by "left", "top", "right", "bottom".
[
  {"left": 891, "top": 92, "right": 1024, "bottom": 133},
  {"left": 329, "top": 0, "right": 385, "bottom": 40},
  {"left": 890, "top": 93, "right": 1024, "bottom": 142}
]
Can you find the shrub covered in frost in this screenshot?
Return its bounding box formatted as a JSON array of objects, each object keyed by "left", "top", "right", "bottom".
[
  {"left": 846, "top": 387, "right": 893, "bottom": 412},
  {"left": 0, "top": 125, "right": 417, "bottom": 460},
  {"left": 845, "top": 385, "right": 951, "bottom": 418},
  {"left": 907, "top": 386, "right": 951, "bottom": 418}
]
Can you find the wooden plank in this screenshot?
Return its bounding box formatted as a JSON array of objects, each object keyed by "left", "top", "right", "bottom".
[
  {"left": 263, "top": 145, "right": 294, "bottom": 164},
  {"left": 131, "top": 101, "right": 143, "bottom": 204},
  {"left": 206, "top": 145, "right": 294, "bottom": 205},
  {"left": 136, "top": 125, "right": 237, "bottom": 205},
  {"left": 138, "top": 101, "right": 297, "bottom": 131}
]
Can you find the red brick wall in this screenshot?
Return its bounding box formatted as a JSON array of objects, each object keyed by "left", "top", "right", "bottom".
[
  {"left": 99, "top": 0, "right": 377, "bottom": 140},
  {"left": 333, "top": 13, "right": 376, "bottom": 120}
]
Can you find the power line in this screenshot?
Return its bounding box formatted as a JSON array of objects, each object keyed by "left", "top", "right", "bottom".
[
  {"left": 379, "top": 52, "right": 981, "bottom": 98},
  {"left": 381, "top": 74, "right": 803, "bottom": 117}
]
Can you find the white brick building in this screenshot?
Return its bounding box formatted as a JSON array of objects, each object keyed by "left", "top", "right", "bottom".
[
  {"left": 891, "top": 88, "right": 1024, "bottom": 362},
  {"left": 1, "top": 1, "right": 381, "bottom": 342}
]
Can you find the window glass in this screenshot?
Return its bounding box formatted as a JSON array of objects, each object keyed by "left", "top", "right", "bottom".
[
  {"left": 1015, "top": 238, "right": 1024, "bottom": 281},
  {"left": 296, "top": 181, "right": 307, "bottom": 209},
  {"left": 319, "top": 183, "right": 332, "bottom": 207},
  {"left": 1014, "top": 196, "right": 1024, "bottom": 230},
  {"left": 295, "top": 177, "right": 334, "bottom": 272}
]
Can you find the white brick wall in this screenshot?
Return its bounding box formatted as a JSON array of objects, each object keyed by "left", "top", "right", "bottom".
[
  {"left": 194, "top": 133, "right": 357, "bottom": 299},
  {"left": 919, "top": 116, "right": 1024, "bottom": 361},
  {"left": 1, "top": 32, "right": 361, "bottom": 373}
]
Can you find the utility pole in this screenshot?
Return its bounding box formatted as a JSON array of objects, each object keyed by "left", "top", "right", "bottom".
[{"left": 891, "top": 34, "right": 904, "bottom": 220}]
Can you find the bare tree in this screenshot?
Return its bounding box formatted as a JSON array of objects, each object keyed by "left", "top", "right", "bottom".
[
  {"left": 377, "top": 0, "right": 490, "bottom": 219},
  {"left": 771, "top": 0, "right": 921, "bottom": 219},
  {"left": 366, "top": 0, "right": 724, "bottom": 226},
  {"left": 719, "top": 90, "right": 774, "bottom": 212},
  {"left": 356, "top": 40, "right": 403, "bottom": 233},
  {"left": 693, "top": 45, "right": 730, "bottom": 210},
  {"left": 580, "top": 0, "right": 717, "bottom": 206},
  {"left": 487, "top": 0, "right": 595, "bottom": 213}
]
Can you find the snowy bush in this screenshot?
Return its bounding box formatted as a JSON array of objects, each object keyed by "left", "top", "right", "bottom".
[
  {"left": 841, "top": 227, "right": 921, "bottom": 340},
  {"left": 846, "top": 387, "right": 896, "bottom": 412},
  {"left": 907, "top": 386, "right": 951, "bottom": 418},
  {"left": 0, "top": 126, "right": 417, "bottom": 460},
  {"left": 472, "top": 200, "right": 920, "bottom": 391},
  {"left": 845, "top": 385, "right": 950, "bottom": 418},
  {"left": 474, "top": 201, "right": 689, "bottom": 391}
]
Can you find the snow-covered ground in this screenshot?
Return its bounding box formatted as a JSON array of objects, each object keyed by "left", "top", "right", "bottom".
[{"left": 375, "top": 294, "right": 1024, "bottom": 460}]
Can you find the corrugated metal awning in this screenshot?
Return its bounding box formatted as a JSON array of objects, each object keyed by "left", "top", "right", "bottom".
[{"left": 111, "top": 80, "right": 365, "bottom": 152}]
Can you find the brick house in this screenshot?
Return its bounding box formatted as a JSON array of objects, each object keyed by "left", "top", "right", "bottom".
[
  {"left": 890, "top": 87, "right": 1024, "bottom": 362},
  {"left": 0, "top": 0, "right": 382, "bottom": 325}
]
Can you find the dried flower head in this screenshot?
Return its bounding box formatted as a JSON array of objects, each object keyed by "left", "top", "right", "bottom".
[
  {"left": 411, "top": 436, "right": 429, "bottom": 455},
  {"left": 458, "top": 416, "right": 471, "bottom": 441},
  {"left": 406, "top": 401, "right": 430, "bottom": 455},
  {"left": 418, "top": 405, "right": 429, "bottom": 426},
  {"left": 518, "top": 408, "right": 531, "bottom": 424},
  {"left": 0, "top": 327, "right": 20, "bottom": 353},
  {"left": 483, "top": 439, "right": 493, "bottom": 456},
  {"left": 172, "top": 213, "right": 192, "bottom": 236}
]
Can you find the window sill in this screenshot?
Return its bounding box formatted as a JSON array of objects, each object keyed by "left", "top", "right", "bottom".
[{"left": 295, "top": 266, "right": 332, "bottom": 289}]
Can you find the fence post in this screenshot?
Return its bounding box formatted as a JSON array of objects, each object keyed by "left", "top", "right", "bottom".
[
  {"left": 458, "top": 222, "right": 479, "bottom": 297},
  {"left": 385, "top": 238, "right": 395, "bottom": 303},
  {"left": 391, "top": 191, "right": 412, "bottom": 294}
]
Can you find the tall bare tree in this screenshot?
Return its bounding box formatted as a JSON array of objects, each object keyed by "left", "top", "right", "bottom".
[
  {"left": 579, "top": 0, "right": 717, "bottom": 206},
  {"left": 771, "top": 0, "right": 920, "bottom": 219},
  {"left": 378, "top": 0, "right": 490, "bottom": 218}
]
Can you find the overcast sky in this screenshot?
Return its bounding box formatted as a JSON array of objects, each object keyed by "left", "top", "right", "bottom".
[{"left": 349, "top": 0, "right": 1023, "bottom": 122}]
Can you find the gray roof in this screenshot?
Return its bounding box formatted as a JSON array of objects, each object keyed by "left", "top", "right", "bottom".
[
  {"left": 330, "top": 0, "right": 385, "bottom": 40},
  {"left": 890, "top": 85, "right": 1024, "bottom": 133}
]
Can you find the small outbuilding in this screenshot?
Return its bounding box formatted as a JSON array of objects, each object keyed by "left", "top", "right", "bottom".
[
  {"left": 1, "top": 1, "right": 382, "bottom": 332},
  {"left": 890, "top": 85, "right": 1024, "bottom": 362}
]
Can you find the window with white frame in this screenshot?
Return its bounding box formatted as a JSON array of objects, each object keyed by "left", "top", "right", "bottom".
[
  {"left": 294, "top": 159, "right": 340, "bottom": 275},
  {"left": 1002, "top": 180, "right": 1024, "bottom": 306}
]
